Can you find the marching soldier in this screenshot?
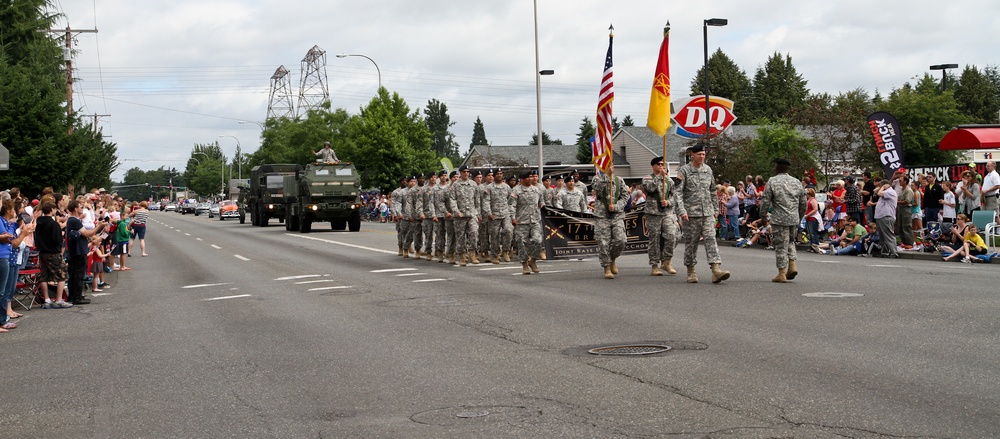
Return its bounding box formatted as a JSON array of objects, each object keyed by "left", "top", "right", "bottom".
[
  {"left": 641, "top": 156, "right": 679, "bottom": 276},
  {"left": 486, "top": 168, "right": 514, "bottom": 263},
  {"left": 477, "top": 169, "right": 493, "bottom": 261},
  {"left": 391, "top": 177, "right": 408, "bottom": 256},
  {"left": 401, "top": 176, "right": 419, "bottom": 258},
  {"left": 759, "top": 158, "right": 807, "bottom": 282},
  {"left": 449, "top": 165, "right": 480, "bottom": 266},
  {"left": 676, "top": 144, "right": 730, "bottom": 283},
  {"left": 443, "top": 171, "right": 460, "bottom": 264},
  {"left": 591, "top": 164, "right": 629, "bottom": 279},
  {"left": 432, "top": 171, "right": 450, "bottom": 262},
  {"left": 418, "top": 172, "right": 437, "bottom": 261},
  {"left": 511, "top": 171, "right": 545, "bottom": 274},
  {"left": 543, "top": 175, "right": 557, "bottom": 207},
  {"left": 557, "top": 178, "right": 587, "bottom": 212}
]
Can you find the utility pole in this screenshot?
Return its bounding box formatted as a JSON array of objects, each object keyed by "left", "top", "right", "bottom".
[
  {"left": 38, "top": 26, "right": 98, "bottom": 133},
  {"left": 87, "top": 114, "right": 111, "bottom": 137}
]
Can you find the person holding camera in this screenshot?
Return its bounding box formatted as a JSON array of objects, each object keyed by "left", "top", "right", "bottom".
[
  {"left": 874, "top": 175, "right": 899, "bottom": 258},
  {"left": 66, "top": 200, "right": 109, "bottom": 305}
]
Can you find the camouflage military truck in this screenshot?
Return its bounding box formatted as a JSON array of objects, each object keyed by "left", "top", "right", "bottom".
[
  {"left": 283, "top": 162, "right": 364, "bottom": 233},
  {"left": 247, "top": 164, "right": 303, "bottom": 227}
]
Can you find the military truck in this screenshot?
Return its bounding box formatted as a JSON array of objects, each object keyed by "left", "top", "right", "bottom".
[
  {"left": 247, "top": 164, "right": 302, "bottom": 227},
  {"left": 283, "top": 162, "right": 364, "bottom": 233}
]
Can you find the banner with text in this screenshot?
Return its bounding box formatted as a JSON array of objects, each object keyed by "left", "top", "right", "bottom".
[
  {"left": 867, "top": 111, "right": 905, "bottom": 177},
  {"left": 906, "top": 163, "right": 989, "bottom": 183},
  {"left": 542, "top": 205, "right": 650, "bottom": 259}
]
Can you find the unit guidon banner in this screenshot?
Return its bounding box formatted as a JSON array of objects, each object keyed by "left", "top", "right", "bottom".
[
  {"left": 867, "top": 111, "right": 905, "bottom": 177},
  {"left": 542, "top": 205, "right": 650, "bottom": 259}
]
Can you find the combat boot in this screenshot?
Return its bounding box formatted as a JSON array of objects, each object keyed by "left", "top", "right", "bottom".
[
  {"left": 403, "top": 249, "right": 410, "bottom": 259},
  {"left": 469, "top": 253, "right": 480, "bottom": 264},
  {"left": 662, "top": 259, "right": 677, "bottom": 275},
  {"left": 397, "top": 246, "right": 403, "bottom": 256},
  {"left": 491, "top": 255, "right": 500, "bottom": 264},
  {"left": 437, "top": 251, "right": 446, "bottom": 263},
  {"left": 502, "top": 251, "right": 511, "bottom": 263},
  {"left": 459, "top": 252, "right": 468, "bottom": 267},
  {"left": 710, "top": 263, "right": 730, "bottom": 284},
  {"left": 651, "top": 264, "right": 663, "bottom": 276},
  {"left": 610, "top": 260, "right": 619, "bottom": 275},
  {"left": 686, "top": 266, "right": 698, "bottom": 283},
  {"left": 449, "top": 252, "right": 457, "bottom": 265},
  {"left": 604, "top": 265, "right": 614, "bottom": 279},
  {"left": 424, "top": 251, "right": 434, "bottom": 261},
  {"left": 786, "top": 260, "right": 798, "bottom": 280},
  {"left": 522, "top": 262, "right": 531, "bottom": 275},
  {"left": 772, "top": 268, "right": 787, "bottom": 283},
  {"left": 528, "top": 258, "right": 540, "bottom": 273}
]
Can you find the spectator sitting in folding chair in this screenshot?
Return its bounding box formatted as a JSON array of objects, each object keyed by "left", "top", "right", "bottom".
[{"left": 941, "top": 223, "right": 988, "bottom": 263}]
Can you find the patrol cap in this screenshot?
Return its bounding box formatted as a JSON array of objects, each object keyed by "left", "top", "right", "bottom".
[
  {"left": 774, "top": 157, "right": 791, "bottom": 166},
  {"left": 651, "top": 156, "right": 665, "bottom": 166},
  {"left": 689, "top": 143, "right": 707, "bottom": 153},
  {"left": 458, "top": 165, "right": 470, "bottom": 172}
]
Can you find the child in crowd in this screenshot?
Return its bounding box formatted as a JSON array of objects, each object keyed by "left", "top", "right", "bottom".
[
  {"left": 88, "top": 235, "right": 109, "bottom": 291},
  {"left": 941, "top": 223, "right": 989, "bottom": 263},
  {"left": 737, "top": 215, "right": 772, "bottom": 248}
]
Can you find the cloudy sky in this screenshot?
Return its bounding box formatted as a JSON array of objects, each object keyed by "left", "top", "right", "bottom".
[{"left": 53, "top": 0, "right": 998, "bottom": 181}]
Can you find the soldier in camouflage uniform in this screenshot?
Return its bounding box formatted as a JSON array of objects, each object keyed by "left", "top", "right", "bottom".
[
  {"left": 431, "top": 171, "right": 450, "bottom": 262},
  {"left": 408, "top": 175, "right": 426, "bottom": 257},
  {"left": 443, "top": 171, "right": 460, "bottom": 264},
  {"left": 485, "top": 168, "right": 514, "bottom": 264},
  {"left": 477, "top": 170, "right": 493, "bottom": 261},
  {"left": 510, "top": 171, "right": 545, "bottom": 274},
  {"left": 542, "top": 175, "right": 557, "bottom": 207},
  {"left": 557, "top": 178, "right": 587, "bottom": 212},
  {"left": 676, "top": 144, "right": 730, "bottom": 283},
  {"left": 449, "top": 165, "right": 480, "bottom": 266},
  {"left": 400, "top": 176, "right": 418, "bottom": 258},
  {"left": 641, "top": 156, "right": 679, "bottom": 276},
  {"left": 391, "top": 177, "right": 408, "bottom": 256},
  {"left": 759, "top": 158, "right": 807, "bottom": 283},
  {"left": 417, "top": 173, "right": 437, "bottom": 261},
  {"left": 592, "top": 165, "right": 630, "bottom": 279}
]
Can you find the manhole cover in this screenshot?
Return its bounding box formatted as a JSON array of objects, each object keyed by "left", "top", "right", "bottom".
[
  {"left": 802, "top": 292, "right": 864, "bottom": 298},
  {"left": 456, "top": 410, "right": 489, "bottom": 418},
  {"left": 587, "top": 344, "right": 672, "bottom": 356}
]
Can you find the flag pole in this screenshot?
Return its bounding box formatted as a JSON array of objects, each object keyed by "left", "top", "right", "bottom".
[
  {"left": 607, "top": 24, "right": 614, "bottom": 210},
  {"left": 661, "top": 22, "right": 670, "bottom": 200}
]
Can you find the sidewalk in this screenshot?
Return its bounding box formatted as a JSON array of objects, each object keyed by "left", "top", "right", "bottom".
[{"left": 791, "top": 243, "right": 999, "bottom": 265}]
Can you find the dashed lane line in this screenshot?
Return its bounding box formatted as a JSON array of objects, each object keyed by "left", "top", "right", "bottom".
[
  {"left": 203, "top": 294, "right": 251, "bottom": 301},
  {"left": 285, "top": 233, "right": 396, "bottom": 255},
  {"left": 371, "top": 268, "right": 417, "bottom": 273},
  {"left": 395, "top": 273, "right": 425, "bottom": 277},
  {"left": 234, "top": 255, "right": 250, "bottom": 261},
  {"left": 274, "top": 275, "right": 321, "bottom": 281},
  {"left": 210, "top": 244, "right": 222, "bottom": 249},
  {"left": 308, "top": 286, "right": 353, "bottom": 291},
  {"left": 182, "top": 282, "right": 232, "bottom": 289},
  {"left": 294, "top": 279, "right": 335, "bottom": 285},
  {"left": 413, "top": 278, "right": 448, "bottom": 283}
]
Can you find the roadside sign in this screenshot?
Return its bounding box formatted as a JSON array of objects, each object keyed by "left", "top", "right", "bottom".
[
  {"left": 0, "top": 142, "right": 8, "bottom": 171},
  {"left": 671, "top": 96, "right": 737, "bottom": 139}
]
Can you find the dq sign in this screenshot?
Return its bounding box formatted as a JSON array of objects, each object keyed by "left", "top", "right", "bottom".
[{"left": 671, "top": 96, "right": 737, "bottom": 139}]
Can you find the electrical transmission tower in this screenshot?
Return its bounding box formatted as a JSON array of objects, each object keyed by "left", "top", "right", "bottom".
[
  {"left": 266, "top": 65, "right": 295, "bottom": 120},
  {"left": 296, "top": 45, "right": 330, "bottom": 117}
]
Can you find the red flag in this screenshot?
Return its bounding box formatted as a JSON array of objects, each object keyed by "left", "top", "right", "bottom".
[
  {"left": 593, "top": 30, "right": 614, "bottom": 174},
  {"left": 646, "top": 23, "right": 671, "bottom": 137}
]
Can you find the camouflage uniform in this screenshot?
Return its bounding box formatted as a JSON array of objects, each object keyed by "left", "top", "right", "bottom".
[
  {"left": 432, "top": 179, "right": 449, "bottom": 259},
  {"left": 391, "top": 185, "right": 407, "bottom": 251},
  {"left": 759, "top": 172, "right": 807, "bottom": 269},
  {"left": 407, "top": 184, "right": 424, "bottom": 253},
  {"left": 401, "top": 184, "right": 418, "bottom": 254},
  {"left": 478, "top": 181, "right": 491, "bottom": 256},
  {"left": 676, "top": 162, "right": 721, "bottom": 267},
  {"left": 510, "top": 183, "right": 545, "bottom": 263},
  {"left": 544, "top": 186, "right": 559, "bottom": 209},
  {"left": 557, "top": 187, "right": 587, "bottom": 212},
  {"left": 641, "top": 173, "right": 679, "bottom": 266},
  {"left": 442, "top": 178, "right": 458, "bottom": 258},
  {"left": 486, "top": 180, "right": 514, "bottom": 259},
  {"left": 591, "top": 173, "right": 629, "bottom": 268},
  {"left": 418, "top": 181, "right": 436, "bottom": 256},
  {"left": 449, "top": 177, "right": 480, "bottom": 257}
]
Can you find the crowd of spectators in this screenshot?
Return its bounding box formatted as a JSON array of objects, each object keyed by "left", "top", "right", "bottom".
[{"left": 0, "top": 187, "right": 149, "bottom": 334}]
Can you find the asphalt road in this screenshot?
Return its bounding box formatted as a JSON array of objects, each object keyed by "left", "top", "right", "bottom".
[{"left": 3, "top": 211, "right": 998, "bottom": 438}]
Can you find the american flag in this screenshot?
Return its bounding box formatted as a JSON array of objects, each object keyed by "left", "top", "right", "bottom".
[{"left": 592, "top": 32, "right": 614, "bottom": 174}]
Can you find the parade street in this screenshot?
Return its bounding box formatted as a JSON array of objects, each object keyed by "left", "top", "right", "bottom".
[{"left": 3, "top": 212, "right": 999, "bottom": 438}]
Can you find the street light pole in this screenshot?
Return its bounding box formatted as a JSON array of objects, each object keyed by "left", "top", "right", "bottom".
[
  {"left": 703, "top": 18, "right": 728, "bottom": 149},
  {"left": 533, "top": 0, "right": 554, "bottom": 178},
  {"left": 336, "top": 53, "right": 382, "bottom": 90},
  {"left": 219, "top": 135, "right": 242, "bottom": 179},
  {"left": 929, "top": 63, "right": 959, "bottom": 91}
]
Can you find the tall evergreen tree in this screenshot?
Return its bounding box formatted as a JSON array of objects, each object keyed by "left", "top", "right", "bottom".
[
  {"left": 745, "top": 52, "right": 809, "bottom": 122},
  {"left": 883, "top": 75, "right": 967, "bottom": 166},
  {"left": 575, "top": 117, "right": 596, "bottom": 164},
  {"left": 690, "top": 48, "right": 752, "bottom": 122},
  {"left": 954, "top": 65, "right": 1000, "bottom": 124},
  {"left": 470, "top": 116, "right": 489, "bottom": 147},
  {"left": 529, "top": 132, "right": 563, "bottom": 146},
  {"left": 424, "top": 99, "right": 460, "bottom": 161},
  {"left": 620, "top": 115, "right": 635, "bottom": 127}
]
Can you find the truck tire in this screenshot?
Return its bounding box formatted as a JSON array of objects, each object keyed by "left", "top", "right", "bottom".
[
  {"left": 284, "top": 211, "right": 293, "bottom": 231},
  {"left": 348, "top": 210, "right": 361, "bottom": 232},
  {"left": 299, "top": 214, "right": 312, "bottom": 233},
  {"left": 239, "top": 210, "right": 245, "bottom": 224}
]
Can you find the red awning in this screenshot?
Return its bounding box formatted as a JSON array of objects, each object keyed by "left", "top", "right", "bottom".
[{"left": 938, "top": 127, "right": 1000, "bottom": 150}]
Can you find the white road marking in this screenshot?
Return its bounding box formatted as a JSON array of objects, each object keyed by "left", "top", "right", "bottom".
[
  {"left": 234, "top": 255, "right": 250, "bottom": 261},
  {"left": 413, "top": 278, "right": 448, "bottom": 283},
  {"left": 184, "top": 233, "right": 191, "bottom": 236},
  {"left": 395, "top": 273, "right": 425, "bottom": 277},
  {"left": 286, "top": 233, "right": 396, "bottom": 255},
  {"left": 274, "top": 274, "right": 321, "bottom": 281},
  {"left": 869, "top": 264, "right": 901, "bottom": 268},
  {"left": 182, "top": 282, "right": 232, "bottom": 289},
  {"left": 479, "top": 266, "right": 521, "bottom": 271},
  {"left": 210, "top": 244, "right": 221, "bottom": 249},
  {"left": 818, "top": 260, "right": 841, "bottom": 264},
  {"left": 371, "top": 268, "right": 417, "bottom": 273},
  {"left": 512, "top": 270, "right": 571, "bottom": 276},
  {"left": 294, "top": 279, "right": 335, "bottom": 284},
  {"left": 308, "top": 285, "right": 353, "bottom": 291},
  {"left": 203, "top": 294, "right": 251, "bottom": 301},
  {"left": 196, "top": 238, "right": 203, "bottom": 241},
  {"left": 91, "top": 292, "right": 112, "bottom": 297}
]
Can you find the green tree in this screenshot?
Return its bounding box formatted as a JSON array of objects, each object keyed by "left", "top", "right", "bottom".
[
  {"left": 954, "top": 65, "right": 1000, "bottom": 124},
  {"left": 184, "top": 142, "right": 226, "bottom": 197},
  {"left": 709, "top": 120, "right": 816, "bottom": 184},
  {"left": 251, "top": 106, "right": 353, "bottom": 167},
  {"left": 745, "top": 52, "right": 809, "bottom": 122},
  {"left": 690, "top": 48, "right": 752, "bottom": 121},
  {"left": 883, "top": 75, "right": 967, "bottom": 166},
  {"left": 620, "top": 115, "right": 635, "bottom": 127},
  {"left": 340, "top": 88, "right": 436, "bottom": 192},
  {"left": 470, "top": 116, "right": 489, "bottom": 148},
  {"left": 529, "top": 132, "right": 562, "bottom": 146},
  {"left": 575, "top": 117, "right": 596, "bottom": 164},
  {"left": 424, "top": 99, "right": 460, "bottom": 161},
  {"left": 788, "top": 89, "right": 874, "bottom": 185}
]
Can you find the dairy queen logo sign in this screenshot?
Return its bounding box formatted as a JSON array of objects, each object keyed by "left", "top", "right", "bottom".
[{"left": 671, "top": 96, "right": 737, "bottom": 139}]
